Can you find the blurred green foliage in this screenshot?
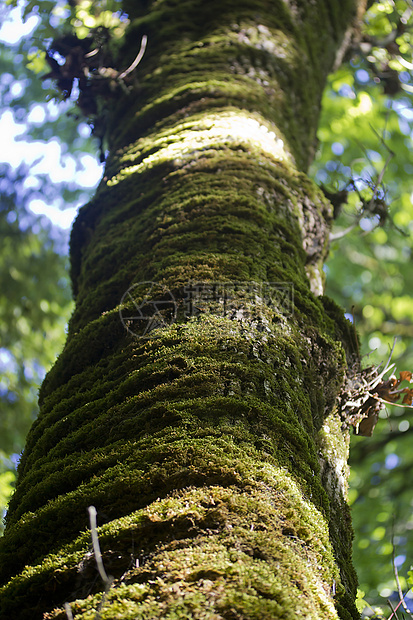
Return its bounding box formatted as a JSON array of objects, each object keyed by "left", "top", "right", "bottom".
[
  {"left": 312, "top": 1, "right": 413, "bottom": 614},
  {"left": 0, "top": 0, "right": 129, "bottom": 532},
  {"left": 1, "top": 0, "right": 413, "bottom": 615},
  {"left": 0, "top": 163, "right": 73, "bottom": 453}
]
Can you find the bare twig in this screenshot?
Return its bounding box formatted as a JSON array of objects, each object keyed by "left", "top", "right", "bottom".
[
  {"left": 381, "top": 338, "right": 398, "bottom": 376},
  {"left": 329, "top": 223, "right": 357, "bottom": 241},
  {"left": 330, "top": 121, "right": 397, "bottom": 241},
  {"left": 88, "top": 506, "right": 111, "bottom": 584},
  {"left": 372, "top": 395, "right": 413, "bottom": 409},
  {"left": 387, "top": 596, "right": 410, "bottom": 620},
  {"left": 65, "top": 602, "right": 74, "bottom": 620},
  {"left": 350, "top": 305, "right": 360, "bottom": 360},
  {"left": 391, "top": 517, "right": 413, "bottom": 618},
  {"left": 387, "top": 598, "right": 400, "bottom": 620},
  {"left": 88, "top": 506, "right": 114, "bottom": 619},
  {"left": 368, "top": 363, "right": 396, "bottom": 391},
  {"left": 118, "top": 35, "right": 147, "bottom": 79}
]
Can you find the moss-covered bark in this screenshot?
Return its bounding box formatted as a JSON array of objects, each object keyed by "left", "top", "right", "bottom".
[{"left": 0, "top": 1, "right": 365, "bottom": 618}]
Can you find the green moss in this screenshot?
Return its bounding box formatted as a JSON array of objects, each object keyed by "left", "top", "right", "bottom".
[
  {"left": 0, "top": 305, "right": 355, "bottom": 616},
  {"left": 2, "top": 475, "right": 340, "bottom": 619}
]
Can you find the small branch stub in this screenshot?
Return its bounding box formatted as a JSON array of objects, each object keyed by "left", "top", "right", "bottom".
[{"left": 339, "top": 358, "right": 413, "bottom": 437}]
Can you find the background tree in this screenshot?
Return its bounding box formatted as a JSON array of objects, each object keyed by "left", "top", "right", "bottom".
[
  {"left": 0, "top": 0, "right": 412, "bottom": 618},
  {"left": 0, "top": 2, "right": 101, "bottom": 530},
  {"left": 312, "top": 2, "right": 413, "bottom": 611}
]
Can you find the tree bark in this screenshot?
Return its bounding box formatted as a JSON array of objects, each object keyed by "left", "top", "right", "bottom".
[{"left": 0, "top": 1, "right": 365, "bottom": 618}]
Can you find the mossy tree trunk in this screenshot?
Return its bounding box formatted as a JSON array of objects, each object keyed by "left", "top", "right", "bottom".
[{"left": 0, "top": 1, "right": 365, "bottom": 618}]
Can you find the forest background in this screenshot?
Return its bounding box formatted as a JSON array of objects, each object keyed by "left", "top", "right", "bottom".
[{"left": 0, "top": 0, "right": 413, "bottom": 616}]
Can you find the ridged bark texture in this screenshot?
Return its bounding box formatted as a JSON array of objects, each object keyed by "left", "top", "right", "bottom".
[{"left": 0, "top": 1, "right": 364, "bottom": 618}]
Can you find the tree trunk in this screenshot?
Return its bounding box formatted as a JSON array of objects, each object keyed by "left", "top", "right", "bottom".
[{"left": 0, "top": 1, "right": 365, "bottom": 618}]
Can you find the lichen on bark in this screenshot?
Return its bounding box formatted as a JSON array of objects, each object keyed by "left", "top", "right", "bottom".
[{"left": 0, "top": 1, "right": 365, "bottom": 618}]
